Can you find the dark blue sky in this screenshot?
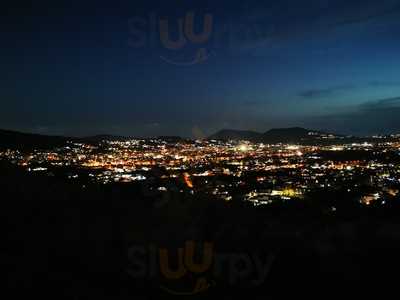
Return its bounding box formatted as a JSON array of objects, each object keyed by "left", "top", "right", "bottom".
[{"left": 2, "top": 0, "right": 400, "bottom": 137}]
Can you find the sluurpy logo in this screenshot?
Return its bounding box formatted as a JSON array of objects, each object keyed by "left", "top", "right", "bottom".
[
  {"left": 127, "top": 241, "right": 276, "bottom": 295},
  {"left": 128, "top": 12, "right": 214, "bottom": 66}
]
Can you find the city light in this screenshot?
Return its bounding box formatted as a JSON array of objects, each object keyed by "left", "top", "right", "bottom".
[{"left": 1, "top": 137, "right": 400, "bottom": 206}]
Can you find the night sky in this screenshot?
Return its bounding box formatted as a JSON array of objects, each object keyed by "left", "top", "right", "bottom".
[{"left": 3, "top": 0, "right": 400, "bottom": 138}]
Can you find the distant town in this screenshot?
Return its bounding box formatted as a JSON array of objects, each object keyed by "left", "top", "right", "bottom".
[{"left": 2, "top": 128, "right": 400, "bottom": 209}]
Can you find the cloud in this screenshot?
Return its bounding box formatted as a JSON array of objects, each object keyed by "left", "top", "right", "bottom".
[
  {"left": 299, "top": 85, "right": 355, "bottom": 99},
  {"left": 332, "top": 6, "right": 400, "bottom": 27},
  {"left": 232, "top": 0, "right": 400, "bottom": 53},
  {"left": 368, "top": 81, "right": 400, "bottom": 87},
  {"left": 359, "top": 96, "right": 400, "bottom": 110},
  {"left": 242, "top": 100, "right": 266, "bottom": 107},
  {"left": 304, "top": 96, "right": 400, "bottom": 135}
]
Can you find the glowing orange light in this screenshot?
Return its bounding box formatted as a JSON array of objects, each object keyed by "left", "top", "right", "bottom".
[{"left": 183, "top": 172, "right": 194, "bottom": 189}]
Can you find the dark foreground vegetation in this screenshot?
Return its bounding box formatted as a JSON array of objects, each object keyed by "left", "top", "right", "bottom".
[{"left": 3, "top": 160, "right": 400, "bottom": 299}]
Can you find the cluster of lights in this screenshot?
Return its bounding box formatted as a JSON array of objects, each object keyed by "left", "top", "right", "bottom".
[{"left": 0, "top": 138, "right": 400, "bottom": 205}]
